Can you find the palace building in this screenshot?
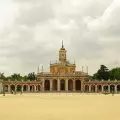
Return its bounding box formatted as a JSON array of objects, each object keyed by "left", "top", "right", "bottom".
[
  {"left": 37, "top": 41, "right": 88, "bottom": 91},
  {"left": 1, "top": 41, "right": 120, "bottom": 93}
]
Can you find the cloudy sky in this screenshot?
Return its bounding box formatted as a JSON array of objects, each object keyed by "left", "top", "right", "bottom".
[{"left": 0, "top": 0, "right": 120, "bottom": 76}]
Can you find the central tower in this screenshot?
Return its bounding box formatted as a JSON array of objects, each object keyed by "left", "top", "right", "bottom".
[
  {"left": 59, "top": 41, "right": 67, "bottom": 64},
  {"left": 50, "top": 40, "right": 76, "bottom": 73}
]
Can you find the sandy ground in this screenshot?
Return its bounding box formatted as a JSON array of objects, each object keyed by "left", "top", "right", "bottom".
[{"left": 0, "top": 93, "right": 120, "bottom": 120}]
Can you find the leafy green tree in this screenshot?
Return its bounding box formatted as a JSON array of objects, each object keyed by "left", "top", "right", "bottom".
[
  {"left": 28, "top": 72, "right": 36, "bottom": 81},
  {"left": 10, "top": 73, "right": 22, "bottom": 81},
  {"left": 0, "top": 73, "right": 6, "bottom": 80},
  {"left": 109, "top": 67, "right": 120, "bottom": 80},
  {"left": 88, "top": 75, "right": 94, "bottom": 81},
  {"left": 93, "top": 65, "right": 109, "bottom": 80},
  {"left": 22, "top": 75, "right": 28, "bottom": 81}
]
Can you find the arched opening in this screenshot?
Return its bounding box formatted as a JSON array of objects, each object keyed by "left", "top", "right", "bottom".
[
  {"left": 60, "top": 79, "right": 65, "bottom": 90},
  {"left": 52, "top": 80, "right": 57, "bottom": 91},
  {"left": 17, "top": 85, "right": 22, "bottom": 92},
  {"left": 44, "top": 80, "right": 50, "bottom": 91},
  {"left": 37, "top": 85, "right": 41, "bottom": 91},
  {"left": 117, "top": 85, "right": 120, "bottom": 93},
  {"left": 68, "top": 80, "right": 73, "bottom": 91},
  {"left": 10, "top": 85, "right": 15, "bottom": 93},
  {"left": 91, "top": 85, "right": 95, "bottom": 92},
  {"left": 103, "top": 85, "right": 108, "bottom": 92},
  {"left": 75, "top": 80, "right": 81, "bottom": 91},
  {"left": 23, "top": 85, "right": 28, "bottom": 92},
  {"left": 30, "top": 85, "right": 35, "bottom": 92},
  {"left": 97, "top": 85, "right": 102, "bottom": 93},
  {"left": 110, "top": 85, "right": 115, "bottom": 93},
  {"left": 85, "top": 85, "right": 89, "bottom": 92},
  {"left": 4, "top": 85, "right": 8, "bottom": 92}
]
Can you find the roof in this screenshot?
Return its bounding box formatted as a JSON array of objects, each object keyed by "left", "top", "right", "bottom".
[{"left": 50, "top": 60, "right": 75, "bottom": 67}]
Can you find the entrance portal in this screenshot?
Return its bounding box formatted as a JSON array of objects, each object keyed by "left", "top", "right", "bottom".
[
  {"left": 52, "top": 80, "right": 57, "bottom": 91},
  {"left": 60, "top": 79, "right": 65, "bottom": 90},
  {"left": 68, "top": 80, "right": 73, "bottom": 90},
  {"left": 44, "top": 80, "right": 50, "bottom": 90},
  {"left": 75, "top": 80, "right": 81, "bottom": 91}
]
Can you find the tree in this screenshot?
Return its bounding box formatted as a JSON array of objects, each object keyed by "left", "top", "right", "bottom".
[
  {"left": 28, "top": 72, "right": 36, "bottom": 81},
  {"left": 93, "top": 65, "right": 109, "bottom": 80},
  {"left": 109, "top": 67, "right": 120, "bottom": 80},
  {"left": 10, "top": 73, "right": 22, "bottom": 81},
  {"left": 22, "top": 75, "right": 28, "bottom": 81},
  {"left": 88, "top": 75, "right": 94, "bottom": 81},
  {"left": 0, "top": 73, "right": 6, "bottom": 80}
]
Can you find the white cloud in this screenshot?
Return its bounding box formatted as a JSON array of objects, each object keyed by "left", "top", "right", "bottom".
[
  {"left": 1, "top": 0, "right": 120, "bottom": 76},
  {"left": 0, "top": 0, "right": 19, "bottom": 32}
]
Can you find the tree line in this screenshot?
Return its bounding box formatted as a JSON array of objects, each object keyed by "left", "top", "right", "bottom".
[
  {"left": 91, "top": 65, "right": 120, "bottom": 81},
  {"left": 1, "top": 65, "right": 120, "bottom": 81},
  {"left": 0, "top": 72, "right": 36, "bottom": 81}
]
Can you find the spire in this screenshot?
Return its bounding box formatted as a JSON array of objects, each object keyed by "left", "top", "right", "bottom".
[
  {"left": 62, "top": 40, "right": 64, "bottom": 48},
  {"left": 37, "top": 66, "right": 39, "bottom": 73},
  {"left": 86, "top": 66, "right": 88, "bottom": 74},
  {"left": 42, "top": 65, "right": 43, "bottom": 72},
  {"left": 82, "top": 66, "right": 83, "bottom": 72}
]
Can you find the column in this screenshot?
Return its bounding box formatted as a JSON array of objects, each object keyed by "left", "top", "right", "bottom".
[
  {"left": 73, "top": 80, "right": 75, "bottom": 91},
  {"left": 57, "top": 79, "right": 60, "bottom": 91},
  {"left": 14, "top": 85, "right": 17, "bottom": 94},
  {"left": 15, "top": 85, "right": 17, "bottom": 93},
  {"left": 83, "top": 85, "right": 85, "bottom": 92},
  {"left": 108, "top": 85, "right": 110, "bottom": 93},
  {"left": 8, "top": 85, "right": 10, "bottom": 93},
  {"left": 50, "top": 80, "right": 52, "bottom": 91},
  {"left": 34, "top": 85, "right": 36, "bottom": 92},
  {"left": 65, "top": 79, "right": 68, "bottom": 91},
  {"left": 36, "top": 85, "right": 38, "bottom": 92},
  {"left": 81, "top": 78, "right": 84, "bottom": 92},
  {"left": 89, "top": 85, "right": 91, "bottom": 92},
  {"left": 81, "top": 81, "right": 84, "bottom": 92},
  {"left": 42, "top": 79, "right": 44, "bottom": 91},
  {"left": 95, "top": 85, "right": 97, "bottom": 93},
  {"left": 102, "top": 85, "right": 104, "bottom": 93},
  {"left": 21, "top": 85, "right": 23, "bottom": 93},
  {"left": 28, "top": 85, "right": 30, "bottom": 92},
  {"left": 115, "top": 85, "right": 117, "bottom": 93}
]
